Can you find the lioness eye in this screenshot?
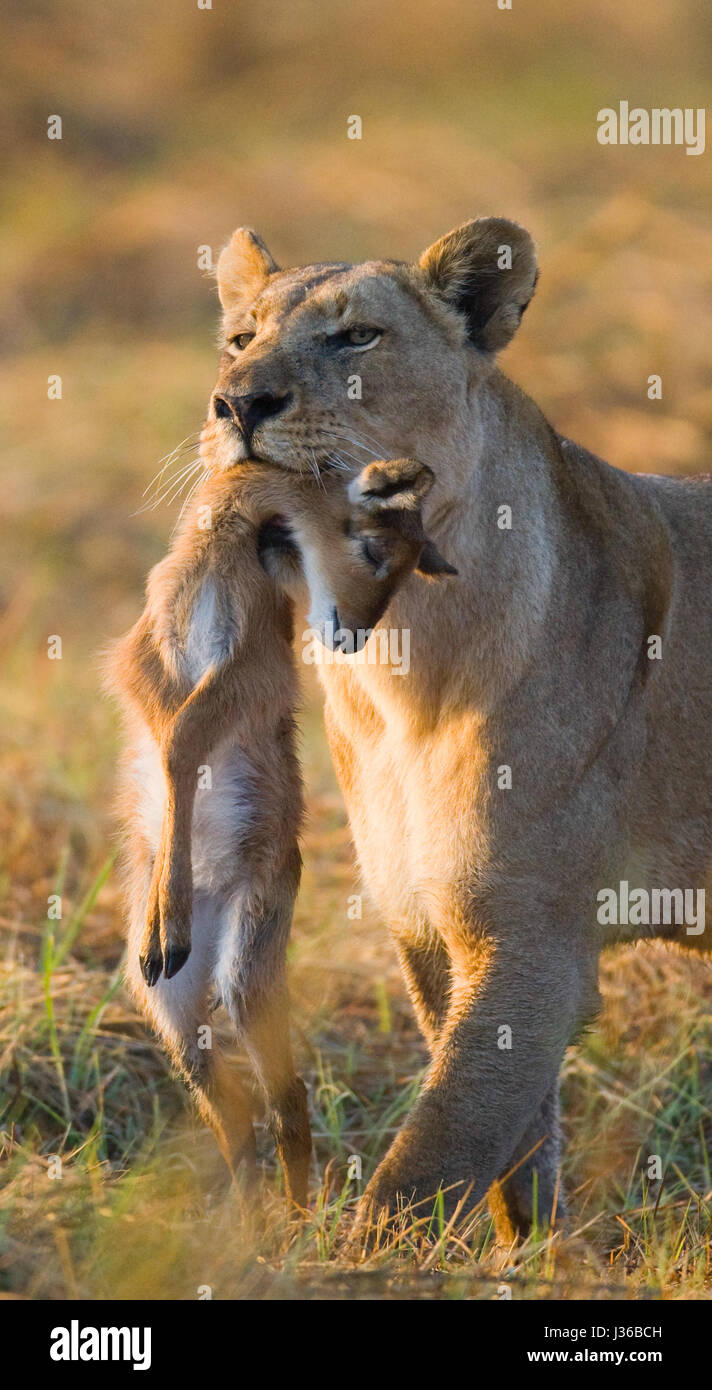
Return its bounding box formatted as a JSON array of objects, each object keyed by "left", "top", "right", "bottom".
[
  {"left": 345, "top": 326, "right": 381, "bottom": 348},
  {"left": 229, "top": 332, "right": 255, "bottom": 351}
]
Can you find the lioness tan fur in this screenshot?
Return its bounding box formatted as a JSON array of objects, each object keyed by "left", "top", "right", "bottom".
[
  {"left": 107, "top": 432, "right": 453, "bottom": 1208},
  {"left": 209, "top": 217, "right": 712, "bottom": 1240}
]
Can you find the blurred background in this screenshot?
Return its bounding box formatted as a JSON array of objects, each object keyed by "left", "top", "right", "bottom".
[{"left": 1, "top": 0, "right": 711, "bottom": 1299}]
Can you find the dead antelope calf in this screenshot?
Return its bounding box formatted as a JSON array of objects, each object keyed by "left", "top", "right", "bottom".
[{"left": 107, "top": 438, "right": 455, "bottom": 1208}]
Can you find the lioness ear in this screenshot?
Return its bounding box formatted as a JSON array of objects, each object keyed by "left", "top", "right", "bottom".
[
  {"left": 216, "top": 227, "right": 279, "bottom": 317},
  {"left": 418, "top": 218, "right": 538, "bottom": 353},
  {"left": 416, "top": 539, "right": 458, "bottom": 579}
]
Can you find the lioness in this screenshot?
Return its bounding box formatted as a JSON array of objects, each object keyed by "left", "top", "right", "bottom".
[{"left": 207, "top": 217, "right": 712, "bottom": 1239}]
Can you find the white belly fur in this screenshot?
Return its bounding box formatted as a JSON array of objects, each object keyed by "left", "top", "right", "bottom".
[
  {"left": 181, "top": 576, "right": 234, "bottom": 685},
  {"left": 131, "top": 729, "right": 259, "bottom": 894}
]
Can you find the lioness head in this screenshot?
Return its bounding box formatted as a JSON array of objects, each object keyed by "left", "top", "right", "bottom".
[{"left": 209, "top": 219, "right": 537, "bottom": 477}]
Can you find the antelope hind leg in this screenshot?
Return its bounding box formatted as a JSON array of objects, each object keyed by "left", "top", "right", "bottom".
[
  {"left": 128, "top": 888, "right": 258, "bottom": 1183},
  {"left": 219, "top": 884, "right": 312, "bottom": 1210}
]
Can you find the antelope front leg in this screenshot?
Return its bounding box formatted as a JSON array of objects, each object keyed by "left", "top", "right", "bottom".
[
  {"left": 156, "top": 769, "right": 196, "bottom": 979},
  {"left": 139, "top": 822, "right": 169, "bottom": 986},
  {"left": 356, "top": 934, "right": 594, "bottom": 1237},
  {"left": 138, "top": 778, "right": 196, "bottom": 985},
  {"left": 149, "top": 670, "right": 234, "bottom": 982}
]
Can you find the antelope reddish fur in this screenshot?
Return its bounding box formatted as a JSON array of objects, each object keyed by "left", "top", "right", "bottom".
[{"left": 106, "top": 429, "right": 455, "bottom": 1208}]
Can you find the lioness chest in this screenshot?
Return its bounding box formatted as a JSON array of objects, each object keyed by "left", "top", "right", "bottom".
[{"left": 321, "top": 662, "right": 488, "bottom": 928}]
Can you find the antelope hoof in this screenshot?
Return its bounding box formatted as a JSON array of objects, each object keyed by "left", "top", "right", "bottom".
[
  {"left": 140, "top": 948, "right": 163, "bottom": 988},
  {"left": 163, "top": 943, "right": 191, "bottom": 979}
]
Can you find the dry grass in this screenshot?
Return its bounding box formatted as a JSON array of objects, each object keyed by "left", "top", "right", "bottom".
[{"left": 2, "top": 0, "right": 712, "bottom": 1299}]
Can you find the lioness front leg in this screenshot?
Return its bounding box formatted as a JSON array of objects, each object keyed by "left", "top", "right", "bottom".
[
  {"left": 487, "top": 1082, "right": 565, "bottom": 1241},
  {"left": 395, "top": 929, "right": 567, "bottom": 1238},
  {"left": 356, "top": 937, "right": 593, "bottom": 1238},
  {"left": 393, "top": 926, "right": 451, "bottom": 1053}
]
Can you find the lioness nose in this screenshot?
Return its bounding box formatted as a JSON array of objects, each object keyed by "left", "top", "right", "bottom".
[{"left": 212, "top": 390, "right": 292, "bottom": 440}]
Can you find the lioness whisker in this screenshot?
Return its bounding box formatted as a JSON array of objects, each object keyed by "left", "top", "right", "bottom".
[
  {"left": 321, "top": 429, "right": 377, "bottom": 459},
  {"left": 321, "top": 444, "right": 362, "bottom": 471},
  {"left": 143, "top": 432, "right": 203, "bottom": 498},
  {"left": 152, "top": 458, "right": 203, "bottom": 501},
  {"left": 141, "top": 455, "right": 204, "bottom": 508},
  {"left": 161, "top": 461, "right": 206, "bottom": 508},
  {"left": 324, "top": 425, "right": 391, "bottom": 458},
  {"left": 324, "top": 451, "right": 353, "bottom": 474},
  {"left": 174, "top": 466, "right": 213, "bottom": 529},
  {"left": 309, "top": 448, "right": 327, "bottom": 491},
  {"left": 134, "top": 458, "right": 203, "bottom": 514}
]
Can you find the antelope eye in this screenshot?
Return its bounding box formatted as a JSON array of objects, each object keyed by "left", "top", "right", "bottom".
[
  {"left": 229, "top": 332, "right": 255, "bottom": 351},
  {"left": 360, "top": 536, "right": 388, "bottom": 571},
  {"left": 344, "top": 326, "right": 381, "bottom": 348}
]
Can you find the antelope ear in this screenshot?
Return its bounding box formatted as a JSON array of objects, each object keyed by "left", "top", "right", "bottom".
[
  {"left": 416, "top": 539, "right": 458, "bottom": 578},
  {"left": 349, "top": 459, "right": 434, "bottom": 513},
  {"left": 418, "top": 217, "right": 537, "bottom": 353},
  {"left": 216, "top": 227, "right": 279, "bottom": 318}
]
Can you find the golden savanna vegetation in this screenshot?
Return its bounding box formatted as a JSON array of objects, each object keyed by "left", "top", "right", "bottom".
[{"left": 1, "top": 0, "right": 711, "bottom": 1298}]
